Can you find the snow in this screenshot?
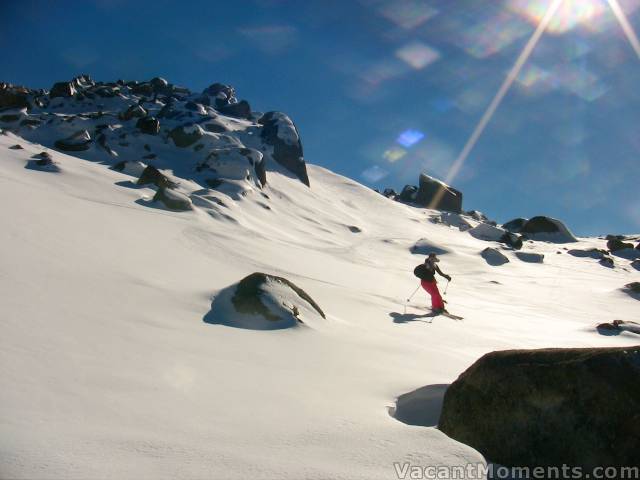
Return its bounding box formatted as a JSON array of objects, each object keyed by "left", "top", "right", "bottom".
[{"left": 1, "top": 131, "right": 639, "bottom": 479}]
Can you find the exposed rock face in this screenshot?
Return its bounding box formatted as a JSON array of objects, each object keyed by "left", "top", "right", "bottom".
[
  {"left": 439, "top": 346, "right": 640, "bottom": 468},
  {"left": 49, "top": 81, "right": 77, "bottom": 98},
  {"left": 398, "top": 185, "right": 417, "bottom": 202},
  {"left": 607, "top": 238, "right": 634, "bottom": 251},
  {"left": 152, "top": 187, "right": 193, "bottom": 211},
  {"left": 120, "top": 105, "right": 147, "bottom": 121},
  {"left": 520, "top": 216, "right": 577, "bottom": 243},
  {"left": 480, "top": 247, "right": 509, "bottom": 266},
  {"left": 568, "top": 248, "right": 607, "bottom": 259},
  {"left": 136, "top": 116, "right": 160, "bottom": 135},
  {"left": 54, "top": 130, "right": 92, "bottom": 151},
  {"left": 0, "top": 83, "right": 31, "bottom": 111},
  {"left": 259, "top": 111, "right": 310, "bottom": 187},
  {"left": 415, "top": 173, "right": 462, "bottom": 213},
  {"left": 382, "top": 188, "right": 397, "bottom": 199},
  {"left": 218, "top": 100, "right": 251, "bottom": 119},
  {"left": 502, "top": 217, "right": 527, "bottom": 233},
  {"left": 500, "top": 232, "right": 523, "bottom": 250}
]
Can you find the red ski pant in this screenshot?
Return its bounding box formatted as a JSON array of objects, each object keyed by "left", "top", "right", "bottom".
[{"left": 421, "top": 280, "right": 444, "bottom": 310}]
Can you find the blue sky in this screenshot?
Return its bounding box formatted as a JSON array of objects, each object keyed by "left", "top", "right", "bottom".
[{"left": 2, "top": 0, "right": 640, "bottom": 235}]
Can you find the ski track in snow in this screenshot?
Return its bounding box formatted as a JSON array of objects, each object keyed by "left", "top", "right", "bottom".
[{"left": 1, "top": 133, "right": 639, "bottom": 479}]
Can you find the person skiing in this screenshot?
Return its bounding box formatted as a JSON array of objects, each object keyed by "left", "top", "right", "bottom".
[{"left": 413, "top": 253, "right": 451, "bottom": 313}]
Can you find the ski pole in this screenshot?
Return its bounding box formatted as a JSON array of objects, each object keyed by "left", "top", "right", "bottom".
[
  {"left": 443, "top": 279, "right": 450, "bottom": 295},
  {"left": 407, "top": 284, "right": 421, "bottom": 302}
]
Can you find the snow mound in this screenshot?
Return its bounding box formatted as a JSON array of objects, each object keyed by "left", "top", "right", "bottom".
[
  {"left": 410, "top": 238, "right": 450, "bottom": 256},
  {"left": 204, "top": 272, "right": 326, "bottom": 330},
  {"left": 390, "top": 384, "right": 447, "bottom": 428}
]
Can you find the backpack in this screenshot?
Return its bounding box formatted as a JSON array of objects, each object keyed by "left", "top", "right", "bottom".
[{"left": 413, "top": 264, "right": 428, "bottom": 280}]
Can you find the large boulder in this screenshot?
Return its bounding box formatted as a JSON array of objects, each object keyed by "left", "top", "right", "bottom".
[
  {"left": 439, "top": 346, "right": 640, "bottom": 468},
  {"left": 398, "top": 185, "right": 417, "bottom": 202},
  {"left": 169, "top": 123, "right": 204, "bottom": 148},
  {"left": 502, "top": 217, "right": 527, "bottom": 233},
  {"left": 137, "top": 165, "right": 177, "bottom": 189},
  {"left": 218, "top": 100, "right": 251, "bottom": 119},
  {"left": 520, "top": 216, "right": 577, "bottom": 243},
  {"left": 259, "top": 111, "right": 310, "bottom": 187},
  {"left": 54, "top": 130, "right": 92, "bottom": 151},
  {"left": 607, "top": 238, "right": 634, "bottom": 251},
  {"left": 414, "top": 173, "right": 462, "bottom": 213},
  {"left": 120, "top": 104, "right": 147, "bottom": 121},
  {"left": 480, "top": 247, "right": 509, "bottom": 266},
  {"left": 515, "top": 251, "right": 544, "bottom": 263},
  {"left": 229, "top": 273, "right": 325, "bottom": 329}
]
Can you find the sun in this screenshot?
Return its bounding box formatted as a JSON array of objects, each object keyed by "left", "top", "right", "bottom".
[{"left": 509, "top": 0, "right": 608, "bottom": 34}]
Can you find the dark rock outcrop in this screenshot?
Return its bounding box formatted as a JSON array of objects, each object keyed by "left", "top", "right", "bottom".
[
  {"left": 439, "top": 346, "right": 640, "bottom": 468},
  {"left": 502, "top": 217, "right": 527, "bottom": 233},
  {"left": 623, "top": 282, "right": 640, "bottom": 299},
  {"left": 259, "top": 111, "right": 310, "bottom": 187},
  {"left": 54, "top": 130, "right": 92, "bottom": 151},
  {"left": 136, "top": 116, "right": 160, "bottom": 135},
  {"left": 515, "top": 251, "right": 544, "bottom": 263},
  {"left": 415, "top": 173, "right": 462, "bottom": 213},
  {"left": 480, "top": 247, "right": 509, "bottom": 266},
  {"left": 120, "top": 105, "right": 147, "bottom": 121},
  {"left": 0, "top": 83, "right": 31, "bottom": 111},
  {"left": 49, "top": 81, "right": 76, "bottom": 98},
  {"left": 398, "top": 185, "right": 417, "bottom": 202},
  {"left": 218, "top": 100, "right": 251, "bottom": 119},
  {"left": 520, "top": 216, "right": 577, "bottom": 243},
  {"left": 596, "top": 320, "right": 640, "bottom": 335},
  {"left": 607, "top": 238, "right": 634, "bottom": 252}
]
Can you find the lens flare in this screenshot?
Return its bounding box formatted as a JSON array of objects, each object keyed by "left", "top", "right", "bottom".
[{"left": 510, "top": 0, "right": 608, "bottom": 34}]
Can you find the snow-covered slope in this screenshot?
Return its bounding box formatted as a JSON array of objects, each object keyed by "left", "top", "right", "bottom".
[{"left": 1, "top": 124, "right": 638, "bottom": 476}]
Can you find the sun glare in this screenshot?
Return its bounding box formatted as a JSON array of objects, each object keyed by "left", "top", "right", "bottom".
[{"left": 510, "top": 0, "right": 608, "bottom": 34}]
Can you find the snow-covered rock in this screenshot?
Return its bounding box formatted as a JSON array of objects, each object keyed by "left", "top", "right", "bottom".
[
  {"left": 204, "top": 272, "right": 325, "bottom": 330},
  {"left": 259, "top": 111, "right": 309, "bottom": 186},
  {"left": 468, "top": 223, "right": 506, "bottom": 242},
  {"left": 152, "top": 187, "right": 193, "bottom": 211},
  {"left": 54, "top": 129, "right": 92, "bottom": 151}
]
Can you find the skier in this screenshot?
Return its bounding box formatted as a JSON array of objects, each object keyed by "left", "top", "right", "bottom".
[{"left": 413, "top": 253, "right": 451, "bottom": 313}]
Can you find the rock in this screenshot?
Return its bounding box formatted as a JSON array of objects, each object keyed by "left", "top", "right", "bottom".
[
  {"left": 515, "top": 251, "right": 544, "bottom": 263},
  {"left": 623, "top": 282, "right": 640, "bottom": 299},
  {"left": 502, "top": 217, "right": 527, "bottom": 233},
  {"left": 8, "top": 144, "right": 23, "bottom": 150},
  {"left": 27, "top": 151, "right": 59, "bottom": 172},
  {"left": 202, "top": 82, "right": 235, "bottom": 103},
  {"left": 49, "top": 81, "right": 76, "bottom": 98},
  {"left": 112, "top": 160, "right": 146, "bottom": 177},
  {"left": 500, "top": 232, "right": 523, "bottom": 250},
  {"left": 414, "top": 173, "right": 462, "bottom": 213},
  {"left": 632, "top": 259, "right": 640, "bottom": 271},
  {"left": 259, "top": 111, "right": 310, "bottom": 186},
  {"left": 0, "top": 83, "right": 31, "bottom": 111},
  {"left": 599, "top": 256, "right": 614, "bottom": 268},
  {"left": 398, "top": 185, "right": 417, "bottom": 202},
  {"left": 480, "top": 247, "right": 509, "bottom": 266},
  {"left": 130, "top": 82, "right": 154, "bottom": 96},
  {"left": 382, "top": 188, "right": 397, "bottom": 199},
  {"left": 152, "top": 187, "right": 193, "bottom": 211},
  {"left": 54, "top": 130, "right": 92, "bottom": 151},
  {"left": 520, "top": 216, "right": 577, "bottom": 243},
  {"left": 137, "top": 165, "right": 177, "bottom": 189},
  {"left": 229, "top": 272, "right": 325, "bottom": 328},
  {"left": 607, "top": 238, "right": 634, "bottom": 251},
  {"left": 136, "top": 116, "right": 160, "bottom": 135},
  {"left": 203, "top": 120, "right": 229, "bottom": 133},
  {"left": 0, "top": 114, "right": 20, "bottom": 123},
  {"left": 184, "top": 101, "right": 206, "bottom": 114},
  {"left": 197, "top": 147, "right": 266, "bottom": 187},
  {"left": 150, "top": 77, "right": 168, "bottom": 91},
  {"left": 568, "top": 248, "right": 607, "bottom": 259},
  {"left": 597, "top": 320, "right": 640, "bottom": 335},
  {"left": 96, "top": 133, "right": 117, "bottom": 156},
  {"left": 169, "top": 123, "right": 204, "bottom": 147},
  {"left": 120, "top": 104, "right": 147, "bottom": 121},
  {"left": 438, "top": 346, "right": 640, "bottom": 468},
  {"left": 468, "top": 223, "right": 506, "bottom": 242},
  {"left": 218, "top": 100, "right": 251, "bottom": 119}
]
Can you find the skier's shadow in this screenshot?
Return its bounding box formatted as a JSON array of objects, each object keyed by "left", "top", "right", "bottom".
[{"left": 390, "top": 311, "right": 436, "bottom": 324}]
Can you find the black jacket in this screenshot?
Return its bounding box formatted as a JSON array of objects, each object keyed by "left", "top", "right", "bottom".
[{"left": 414, "top": 262, "right": 448, "bottom": 282}]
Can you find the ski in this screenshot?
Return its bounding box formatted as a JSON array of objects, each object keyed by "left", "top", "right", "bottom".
[{"left": 404, "top": 303, "right": 463, "bottom": 320}]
